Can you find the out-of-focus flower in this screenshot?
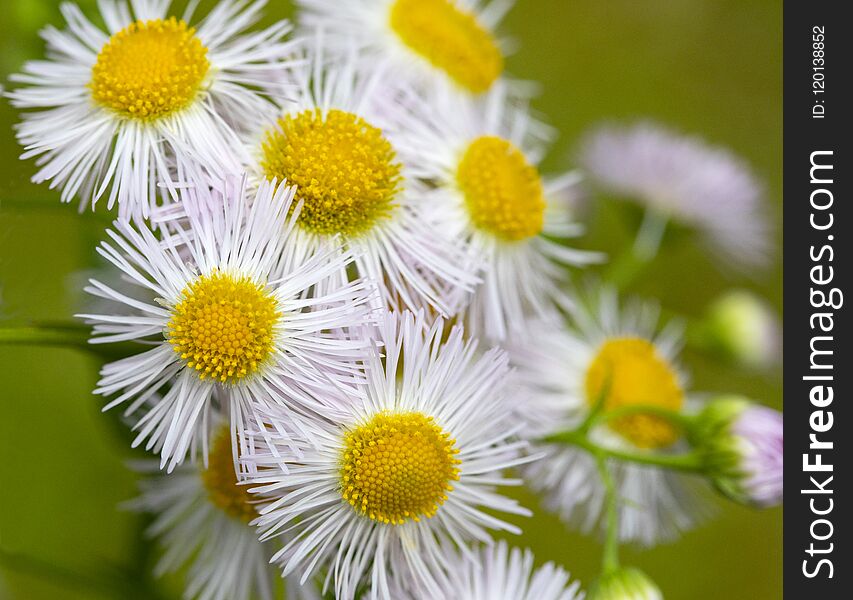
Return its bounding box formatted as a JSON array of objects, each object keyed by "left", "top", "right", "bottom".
[
  {"left": 695, "top": 290, "right": 781, "bottom": 369},
  {"left": 508, "top": 288, "right": 711, "bottom": 546},
  {"left": 693, "top": 396, "right": 783, "bottom": 508},
  {"left": 296, "top": 0, "right": 517, "bottom": 96},
  {"left": 131, "top": 423, "right": 321, "bottom": 600},
  {"left": 7, "top": 0, "right": 297, "bottom": 220},
  {"left": 78, "top": 176, "right": 373, "bottom": 471},
  {"left": 243, "top": 311, "right": 531, "bottom": 600},
  {"left": 587, "top": 567, "right": 662, "bottom": 600},
  {"left": 578, "top": 121, "right": 771, "bottom": 272},
  {"left": 239, "top": 42, "right": 480, "bottom": 317},
  {"left": 389, "top": 83, "right": 599, "bottom": 341}
]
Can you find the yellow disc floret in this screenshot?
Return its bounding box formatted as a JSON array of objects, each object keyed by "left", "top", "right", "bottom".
[
  {"left": 202, "top": 427, "right": 256, "bottom": 523},
  {"left": 456, "top": 135, "right": 545, "bottom": 241},
  {"left": 389, "top": 0, "right": 503, "bottom": 93},
  {"left": 339, "top": 412, "right": 461, "bottom": 525},
  {"left": 260, "top": 109, "right": 402, "bottom": 236},
  {"left": 167, "top": 271, "right": 280, "bottom": 383},
  {"left": 585, "top": 337, "right": 685, "bottom": 449},
  {"left": 90, "top": 17, "right": 209, "bottom": 120}
]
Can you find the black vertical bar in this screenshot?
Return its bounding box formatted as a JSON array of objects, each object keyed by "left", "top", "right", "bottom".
[{"left": 783, "top": 2, "right": 851, "bottom": 598}]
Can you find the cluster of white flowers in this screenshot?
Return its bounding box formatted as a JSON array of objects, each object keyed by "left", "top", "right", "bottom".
[{"left": 7, "top": 1, "right": 783, "bottom": 599}]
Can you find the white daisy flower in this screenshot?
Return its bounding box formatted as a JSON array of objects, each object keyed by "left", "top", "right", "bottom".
[
  {"left": 7, "top": 0, "right": 297, "bottom": 220},
  {"left": 296, "top": 0, "right": 516, "bottom": 96},
  {"left": 578, "top": 121, "right": 772, "bottom": 271},
  {"left": 130, "top": 424, "right": 322, "bottom": 600},
  {"left": 388, "top": 83, "right": 599, "bottom": 341},
  {"left": 79, "top": 176, "right": 373, "bottom": 472},
  {"left": 240, "top": 45, "right": 479, "bottom": 316},
  {"left": 508, "top": 288, "right": 711, "bottom": 546},
  {"left": 244, "top": 311, "right": 531, "bottom": 600},
  {"left": 434, "top": 541, "right": 584, "bottom": 600}
]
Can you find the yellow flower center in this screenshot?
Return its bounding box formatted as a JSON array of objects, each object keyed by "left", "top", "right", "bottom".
[
  {"left": 585, "top": 337, "right": 684, "bottom": 449},
  {"left": 202, "top": 428, "right": 256, "bottom": 523},
  {"left": 339, "top": 412, "right": 461, "bottom": 525},
  {"left": 456, "top": 136, "right": 545, "bottom": 241},
  {"left": 167, "top": 271, "right": 280, "bottom": 383},
  {"left": 260, "top": 109, "right": 402, "bottom": 236},
  {"left": 389, "top": 0, "right": 503, "bottom": 93},
  {"left": 90, "top": 17, "right": 209, "bottom": 120}
]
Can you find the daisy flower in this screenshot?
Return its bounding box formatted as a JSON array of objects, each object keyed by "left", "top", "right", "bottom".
[
  {"left": 79, "top": 176, "right": 373, "bottom": 472},
  {"left": 240, "top": 45, "right": 479, "bottom": 316},
  {"left": 296, "top": 0, "right": 516, "bottom": 96},
  {"left": 508, "top": 288, "right": 711, "bottom": 546},
  {"left": 432, "top": 541, "right": 583, "bottom": 600},
  {"left": 389, "top": 83, "right": 599, "bottom": 341},
  {"left": 244, "top": 311, "right": 531, "bottom": 600},
  {"left": 7, "top": 0, "right": 297, "bottom": 220},
  {"left": 578, "top": 121, "right": 772, "bottom": 271},
  {"left": 130, "top": 424, "right": 321, "bottom": 600}
]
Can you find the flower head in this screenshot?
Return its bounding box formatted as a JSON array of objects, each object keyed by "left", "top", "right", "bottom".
[
  {"left": 243, "top": 311, "right": 531, "bottom": 599},
  {"left": 296, "top": 0, "right": 515, "bottom": 96},
  {"left": 697, "top": 290, "right": 781, "bottom": 369},
  {"left": 694, "top": 397, "right": 783, "bottom": 507},
  {"left": 240, "top": 43, "right": 480, "bottom": 317},
  {"left": 79, "top": 175, "right": 372, "bottom": 471},
  {"left": 8, "top": 0, "right": 298, "bottom": 220},
  {"left": 387, "top": 83, "right": 599, "bottom": 341},
  {"left": 579, "top": 121, "right": 771, "bottom": 271},
  {"left": 130, "top": 422, "right": 321, "bottom": 600},
  {"left": 508, "top": 288, "right": 711, "bottom": 545}
]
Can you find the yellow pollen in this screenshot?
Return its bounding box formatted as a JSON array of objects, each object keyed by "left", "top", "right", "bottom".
[
  {"left": 201, "top": 428, "right": 257, "bottom": 523},
  {"left": 585, "top": 337, "right": 685, "bottom": 449},
  {"left": 456, "top": 136, "right": 545, "bottom": 241},
  {"left": 260, "top": 109, "right": 402, "bottom": 236},
  {"left": 167, "top": 271, "right": 280, "bottom": 384},
  {"left": 339, "top": 412, "right": 461, "bottom": 525},
  {"left": 90, "top": 17, "right": 209, "bottom": 120},
  {"left": 389, "top": 0, "right": 503, "bottom": 93}
]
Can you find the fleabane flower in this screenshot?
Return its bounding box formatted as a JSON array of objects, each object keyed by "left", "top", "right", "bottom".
[
  {"left": 79, "top": 176, "right": 373, "bottom": 471},
  {"left": 7, "top": 0, "right": 297, "bottom": 220},
  {"left": 244, "top": 311, "right": 531, "bottom": 600},
  {"left": 433, "top": 541, "right": 583, "bottom": 600},
  {"left": 508, "top": 288, "right": 711, "bottom": 545},
  {"left": 296, "top": 0, "right": 516, "bottom": 96},
  {"left": 389, "top": 83, "right": 599, "bottom": 341},
  {"left": 239, "top": 46, "right": 479, "bottom": 316},
  {"left": 693, "top": 396, "right": 783, "bottom": 508},
  {"left": 578, "top": 121, "right": 772, "bottom": 272},
  {"left": 130, "top": 424, "right": 321, "bottom": 600}
]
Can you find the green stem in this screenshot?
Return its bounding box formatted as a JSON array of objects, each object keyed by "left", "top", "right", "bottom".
[
  {"left": 0, "top": 323, "right": 139, "bottom": 360},
  {"left": 596, "top": 454, "right": 621, "bottom": 574},
  {"left": 544, "top": 429, "right": 705, "bottom": 473},
  {"left": 0, "top": 325, "right": 90, "bottom": 348},
  {"left": 604, "top": 209, "right": 669, "bottom": 289}
]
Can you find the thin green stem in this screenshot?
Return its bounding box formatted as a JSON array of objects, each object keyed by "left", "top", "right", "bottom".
[
  {"left": 604, "top": 209, "right": 669, "bottom": 289},
  {"left": 596, "top": 453, "right": 621, "bottom": 574},
  {"left": 543, "top": 429, "right": 705, "bottom": 473},
  {"left": 0, "top": 323, "right": 140, "bottom": 360}
]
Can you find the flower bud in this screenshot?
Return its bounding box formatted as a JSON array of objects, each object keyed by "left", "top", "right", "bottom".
[
  {"left": 697, "top": 290, "right": 780, "bottom": 369},
  {"left": 693, "top": 396, "right": 783, "bottom": 507},
  {"left": 587, "top": 567, "right": 663, "bottom": 600}
]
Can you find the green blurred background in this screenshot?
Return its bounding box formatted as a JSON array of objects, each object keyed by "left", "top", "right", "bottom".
[{"left": 0, "top": 1, "right": 781, "bottom": 598}]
